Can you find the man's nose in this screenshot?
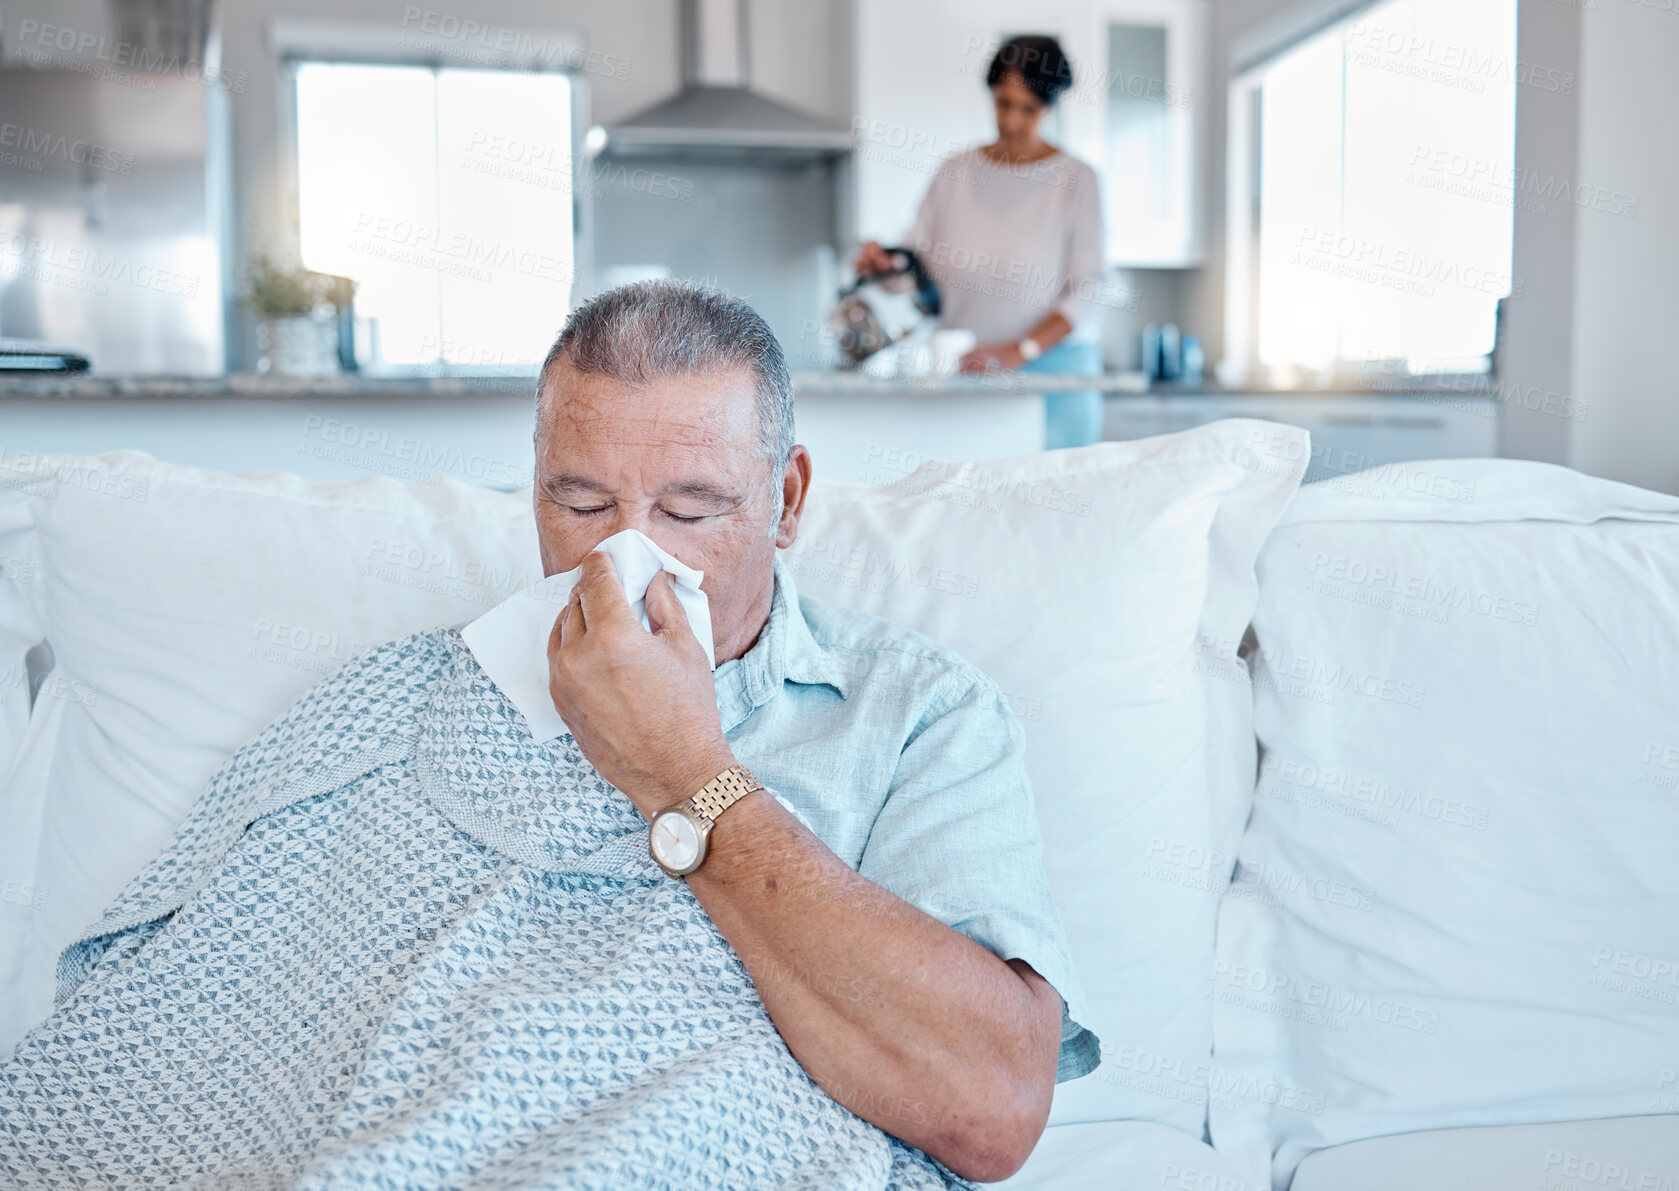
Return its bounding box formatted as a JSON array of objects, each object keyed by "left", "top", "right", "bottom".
[{"left": 584, "top": 511, "right": 674, "bottom": 557}]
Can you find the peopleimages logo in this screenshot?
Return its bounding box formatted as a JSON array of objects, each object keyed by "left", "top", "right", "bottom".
[
  {"left": 784, "top": 536, "right": 982, "bottom": 599},
  {"left": 1306, "top": 551, "right": 1542, "bottom": 626},
  {"left": 1343, "top": 22, "right": 1574, "bottom": 95},
  {"left": 1292, "top": 225, "right": 1523, "bottom": 299},
  {"left": 1213, "top": 961, "right": 1442, "bottom": 1034},
  {"left": 1408, "top": 145, "right": 1640, "bottom": 219},
  {"left": 1259, "top": 754, "right": 1493, "bottom": 831},
  {"left": 1540, "top": 1150, "right": 1677, "bottom": 1191},
  {"left": 13, "top": 18, "right": 248, "bottom": 92},
  {"left": 0, "top": 124, "right": 134, "bottom": 173},
  {"left": 398, "top": 6, "right": 631, "bottom": 78},
  {"left": 1251, "top": 645, "right": 1429, "bottom": 709},
  {"left": 0, "top": 233, "right": 201, "bottom": 300}
]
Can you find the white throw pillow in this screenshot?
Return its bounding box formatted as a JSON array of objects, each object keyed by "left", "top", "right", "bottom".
[
  {"left": 793, "top": 420, "right": 1309, "bottom": 1132},
  {"left": 1208, "top": 459, "right": 1679, "bottom": 1189},
  {"left": 1288, "top": 1116, "right": 1679, "bottom": 1191},
  {"left": 0, "top": 450, "right": 543, "bottom": 1052}
]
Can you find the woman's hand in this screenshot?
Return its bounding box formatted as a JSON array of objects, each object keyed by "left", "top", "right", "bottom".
[
  {"left": 958, "top": 342, "right": 1027, "bottom": 373},
  {"left": 852, "top": 240, "right": 895, "bottom": 277}
]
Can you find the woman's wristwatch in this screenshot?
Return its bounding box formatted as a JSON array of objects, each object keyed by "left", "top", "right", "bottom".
[
  {"left": 1018, "top": 335, "right": 1043, "bottom": 362},
  {"left": 648, "top": 763, "right": 763, "bottom": 877}
]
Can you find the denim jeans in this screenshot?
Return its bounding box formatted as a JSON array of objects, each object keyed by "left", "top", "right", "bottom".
[{"left": 1019, "top": 339, "right": 1104, "bottom": 449}]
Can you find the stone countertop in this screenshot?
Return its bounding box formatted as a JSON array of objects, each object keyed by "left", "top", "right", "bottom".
[
  {"left": 0, "top": 373, "right": 542, "bottom": 400},
  {"left": 789, "top": 369, "right": 1153, "bottom": 395},
  {"left": 0, "top": 370, "right": 1144, "bottom": 398},
  {"left": 0, "top": 370, "right": 1503, "bottom": 400}
]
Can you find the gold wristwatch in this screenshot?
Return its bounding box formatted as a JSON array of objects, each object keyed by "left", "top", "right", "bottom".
[{"left": 648, "top": 763, "right": 763, "bottom": 877}]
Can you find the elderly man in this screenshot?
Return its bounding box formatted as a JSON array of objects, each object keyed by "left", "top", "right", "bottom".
[{"left": 0, "top": 281, "right": 1096, "bottom": 1189}]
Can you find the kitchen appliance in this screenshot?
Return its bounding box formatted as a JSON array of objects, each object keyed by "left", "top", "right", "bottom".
[
  {"left": 591, "top": 0, "right": 852, "bottom": 361},
  {"left": 0, "top": 1, "right": 229, "bottom": 374},
  {"left": 0, "top": 339, "right": 91, "bottom": 372},
  {"left": 827, "top": 248, "right": 941, "bottom": 365},
  {"left": 603, "top": 0, "right": 852, "bottom": 162}
]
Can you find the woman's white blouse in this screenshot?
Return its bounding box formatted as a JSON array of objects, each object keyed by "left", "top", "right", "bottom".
[{"left": 904, "top": 147, "right": 1108, "bottom": 346}]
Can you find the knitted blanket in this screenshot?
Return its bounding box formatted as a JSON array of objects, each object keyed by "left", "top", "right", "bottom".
[{"left": 0, "top": 629, "right": 967, "bottom": 1190}]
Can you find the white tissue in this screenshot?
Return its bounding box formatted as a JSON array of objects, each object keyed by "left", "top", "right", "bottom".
[{"left": 459, "top": 528, "right": 715, "bottom": 743}]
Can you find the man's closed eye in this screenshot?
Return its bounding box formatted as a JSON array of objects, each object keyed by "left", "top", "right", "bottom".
[{"left": 566, "top": 505, "right": 709, "bottom": 523}]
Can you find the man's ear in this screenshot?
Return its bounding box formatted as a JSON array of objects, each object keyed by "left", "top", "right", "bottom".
[{"left": 774, "top": 445, "right": 812, "bottom": 550}]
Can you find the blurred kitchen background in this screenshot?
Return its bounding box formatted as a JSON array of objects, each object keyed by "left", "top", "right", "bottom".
[{"left": 1, "top": 0, "right": 1671, "bottom": 494}]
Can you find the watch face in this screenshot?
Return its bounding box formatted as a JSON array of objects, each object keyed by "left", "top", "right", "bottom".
[{"left": 651, "top": 810, "right": 703, "bottom": 873}]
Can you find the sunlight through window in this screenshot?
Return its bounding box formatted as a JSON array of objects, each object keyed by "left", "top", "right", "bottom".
[
  {"left": 296, "top": 62, "right": 574, "bottom": 371},
  {"left": 1253, "top": 0, "right": 1517, "bottom": 381}
]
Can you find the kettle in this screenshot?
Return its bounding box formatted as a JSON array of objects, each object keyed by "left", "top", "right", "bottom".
[{"left": 828, "top": 247, "right": 942, "bottom": 365}]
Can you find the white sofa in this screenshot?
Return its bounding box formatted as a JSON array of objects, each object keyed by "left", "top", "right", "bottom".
[{"left": 1, "top": 423, "right": 1675, "bottom": 1189}]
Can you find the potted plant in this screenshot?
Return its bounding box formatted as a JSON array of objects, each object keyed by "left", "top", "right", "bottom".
[{"left": 243, "top": 254, "right": 356, "bottom": 377}]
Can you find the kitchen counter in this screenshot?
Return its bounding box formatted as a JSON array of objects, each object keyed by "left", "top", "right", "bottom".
[
  {"left": 0, "top": 369, "right": 1147, "bottom": 399},
  {"left": 0, "top": 370, "right": 1086, "bottom": 483},
  {"left": 790, "top": 369, "right": 1151, "bottom": 395},
  {"left": 0, "top": 369, "right": 1505, "bottom": 400},
  {"left": 0, "top": 373, "right": 539, "bottom": 400},
  {"left": 0, "top": 370, "right": 1501, "bottom": 490}
]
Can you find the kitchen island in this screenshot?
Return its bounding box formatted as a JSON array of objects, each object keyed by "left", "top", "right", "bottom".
[
  {"left": 0, "top": 371, "right": 1497, "bottom": 489},
  {"left": 791, "top": 368, "right": 1151, "bottom": 483},
  {"left": 0, "top": 370, "right": 1139, "bottom": 488}
]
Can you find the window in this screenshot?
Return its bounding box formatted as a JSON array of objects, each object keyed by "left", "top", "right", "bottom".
[
  {"left": 1226, "top": 0, "right": 1517, "bottom": 383},
  {"left": 294, "top": 62, "right": 574, "bottom": 372}
]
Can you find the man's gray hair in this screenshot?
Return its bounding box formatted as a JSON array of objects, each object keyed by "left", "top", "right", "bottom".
[{"left": 536, "top": 279, "right": 796, "bottom": 487}]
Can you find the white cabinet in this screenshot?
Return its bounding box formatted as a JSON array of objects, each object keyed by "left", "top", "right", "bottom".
[
  {"left": 1102, "top": 394, "right": 1500, "bottom": 483},
  {"left": 1068, "top": 0, "right": 1208, "bottom": 266},
  {"left": 851, "top": 0, "right": 1206, "bottom": 266}
]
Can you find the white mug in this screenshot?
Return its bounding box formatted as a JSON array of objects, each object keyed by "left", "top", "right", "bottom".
[{"left": 928, "top": 328, "right": 977, "bottom": 375}]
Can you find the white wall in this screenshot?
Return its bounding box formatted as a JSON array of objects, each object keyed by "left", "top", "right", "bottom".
[{"left": 1567, "top": 1, "right": 1679, "bottom": 495}]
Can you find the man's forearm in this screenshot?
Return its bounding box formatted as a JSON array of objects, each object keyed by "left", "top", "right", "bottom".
[{"left": 682, "top": 786, "right": 1062, "bottom": 1182}]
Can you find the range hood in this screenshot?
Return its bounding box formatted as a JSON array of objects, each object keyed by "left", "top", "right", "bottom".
[{"left": 603, "top": 0, "right": 852, "bottom": 161}]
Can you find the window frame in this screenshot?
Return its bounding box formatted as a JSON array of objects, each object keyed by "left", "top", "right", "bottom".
[
  {"left": 271, "top": 19, "right": 593, "bottom": 378},
  {"left": 1217, "top": 1, "right": 1514, "bottom": 392}
]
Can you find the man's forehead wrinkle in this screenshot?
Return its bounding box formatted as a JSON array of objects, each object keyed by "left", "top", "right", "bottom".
[
  {"left": 536, "top": 363, "right": 765, "bottom": 499},
  {"left": 553, "top": 409, "right": 745, "bottom": 460},
  {"left": 536, "top": 430, "right": 754, "bottom": 495}
]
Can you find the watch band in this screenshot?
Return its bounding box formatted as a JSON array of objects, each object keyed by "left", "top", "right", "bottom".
[{"left": 688, "top": 763, "right": 762, "bottom": 823}]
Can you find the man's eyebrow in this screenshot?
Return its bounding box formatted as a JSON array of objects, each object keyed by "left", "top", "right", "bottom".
[
  {"left": 538, "top": 473, "right": 610, "bottom": 498},
  {"left": 661, "top": 480, "right": 741, "bottom": 505}
]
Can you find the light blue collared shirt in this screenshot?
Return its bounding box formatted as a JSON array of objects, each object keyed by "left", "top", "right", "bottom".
[{"left": 712, "top": 552, "right": 1100, "bottom": 1083}]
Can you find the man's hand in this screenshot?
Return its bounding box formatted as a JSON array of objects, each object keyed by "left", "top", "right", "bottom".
[{"left": 547, "top": 552, "right": 736, "bottom": 818}]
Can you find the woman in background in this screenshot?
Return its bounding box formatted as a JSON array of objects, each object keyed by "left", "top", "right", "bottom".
[{"left": 856, "top": 34, "right": 1108, "bottom": 449}]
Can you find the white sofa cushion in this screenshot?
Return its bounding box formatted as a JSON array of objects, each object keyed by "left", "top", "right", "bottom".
[
  {"left": 1289, "top": 1116, "right": 1679, "bottom": 1191},
  {"left": 1209, "top": 459, "right": 1679, "bottom": 1188},
  {"left": 794, "top": 421, "right": 1308, "bottom": 1132},
  {"left": 997, "top": 1119, "right": 1256, "bottom": 1191}
]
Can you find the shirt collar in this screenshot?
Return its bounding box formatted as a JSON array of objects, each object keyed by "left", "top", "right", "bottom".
[{"left": 713, "top": 551, "right": 851, "bottom": 733}]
